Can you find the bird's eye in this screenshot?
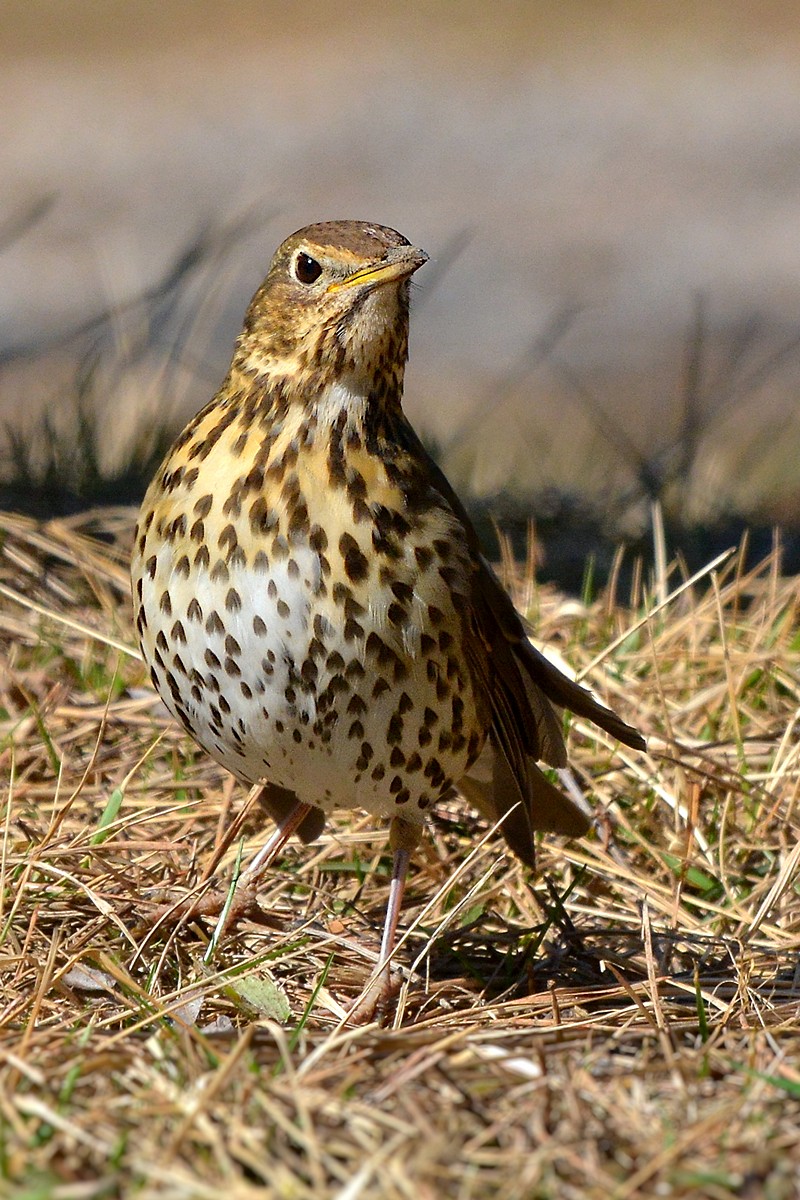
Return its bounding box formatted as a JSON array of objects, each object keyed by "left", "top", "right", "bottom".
[{"left": 294, "top": 252, "right": 323, "bottom": 285}]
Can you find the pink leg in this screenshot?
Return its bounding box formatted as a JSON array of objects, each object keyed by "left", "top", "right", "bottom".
[
  {"left": 242, "top": 800, "right": 314, "bottom": 879},
  {"left": 350, "top": 817, "right": 422, "bottom": 1023},
  {"left": 379, "top": 845, "right": 412, "bottom": 962}
]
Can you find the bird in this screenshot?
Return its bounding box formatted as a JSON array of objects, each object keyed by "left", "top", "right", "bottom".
[{"left": 131, "top": 219, "right": 645, "bottom": 1016}]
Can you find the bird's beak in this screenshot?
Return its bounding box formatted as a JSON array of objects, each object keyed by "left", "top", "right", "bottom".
[{"left": 327, "top": 246, "right": 429, "bottom": 293}]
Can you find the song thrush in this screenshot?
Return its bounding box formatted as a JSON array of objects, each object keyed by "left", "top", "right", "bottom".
[{"left": 132, "top": 220, "right": 644, "bottom": 1014}]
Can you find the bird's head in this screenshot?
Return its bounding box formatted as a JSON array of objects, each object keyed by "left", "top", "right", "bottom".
[{"left": 232, "top": 221, "right": 429, "bottom": 401}]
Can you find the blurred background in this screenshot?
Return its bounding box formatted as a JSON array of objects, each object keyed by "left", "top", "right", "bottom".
[{"left": 3, "top": 0, "right": 800, "bottom": 586}]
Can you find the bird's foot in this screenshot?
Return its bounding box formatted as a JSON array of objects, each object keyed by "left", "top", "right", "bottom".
[
  {"left": 146, "top": 880, "right": 264, "bottom": 927},
  {"left": 347, "top": 963, "right": 403, "bottom": 1025}
]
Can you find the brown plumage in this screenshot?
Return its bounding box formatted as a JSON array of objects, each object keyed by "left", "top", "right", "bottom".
[{"left": 132, "top": 220, "right": 644, "bottom": 1015}]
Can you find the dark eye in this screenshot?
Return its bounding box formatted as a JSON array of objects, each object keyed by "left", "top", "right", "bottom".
[{"left": 294, "top": 252, "right": 323, "bottom": 285}]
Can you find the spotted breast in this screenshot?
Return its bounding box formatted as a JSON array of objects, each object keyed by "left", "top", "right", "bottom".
[{"left": 133, "top": 378, "right": 488, "bottom": 822}]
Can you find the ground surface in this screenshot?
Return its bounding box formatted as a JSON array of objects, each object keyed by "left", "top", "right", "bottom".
[{"left": 1, "top": 509, "right": 799, "bottom": 1198}]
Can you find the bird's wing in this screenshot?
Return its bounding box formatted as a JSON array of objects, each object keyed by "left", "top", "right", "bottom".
[
  {"left": 396, "top": 419, "right": 644, "bottom": 861},
  {"left": 463, "top": 571, "right": 593, "bottom": 859},
  {"left": 476, "top": 554, "right": 646, "bottom": 754}
]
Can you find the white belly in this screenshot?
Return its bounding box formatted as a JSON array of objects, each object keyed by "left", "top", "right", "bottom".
[{"left": 139, "top": 542, "right": 479, "bottom": 821}]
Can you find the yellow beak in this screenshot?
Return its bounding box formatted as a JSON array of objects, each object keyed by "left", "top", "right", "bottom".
[{"left": 327, "top": 246, "right": 429, "bottom": 293}]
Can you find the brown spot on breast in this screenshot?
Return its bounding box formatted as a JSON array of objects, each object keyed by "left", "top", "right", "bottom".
[
  {"left": 168, "top": 515, "right": 187, "bottom": 542},
  {"left": 339, "top": 533, "right": 369, "bottom": 583},
  {"left": 387, "top": 713, "right": 403, "bottom": 744},
  {"left": 366, "top": 632, "right": 400, "bottom": 672},
  {"left": 287, "top": 501, "right": 309, "bottom": 538},
  {"left": 387, "top": 602, "right": 408, "bottom": 628},
  {"left": 309, "top": 524, "right": 328, "bottom": 553},
  {"left": 245, "top": 464, "right": 265, "bottom": 493},
  {"left": 391, "top": 581, "right": 414, "bottom": 604},
  {"left": 313, "top": 613, "right": 332, "bottom": 638},
  {"left": 206, "top": 611, "right": 224, "bottom": 635},
  {"left": 249, "top": 496, "right": 277, "bottom": 536},
  {"left": 372, "top": 529, "right": 401, "bottom": 559}
]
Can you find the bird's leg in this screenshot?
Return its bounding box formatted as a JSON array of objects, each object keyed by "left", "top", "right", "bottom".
[
  {"left": 242, "top": 800, "right": 315, "bottom": 880},
  {"left": 148, "top": 799, "right": 314, "bottom": 927},
  {"left": 349, "top": 816, "right": 422, "bottom": 1023}
]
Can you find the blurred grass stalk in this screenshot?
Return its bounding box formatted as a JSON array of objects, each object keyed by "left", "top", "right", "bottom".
[{"left": 2, "top": 205, "right": 800, "bottom": 587}]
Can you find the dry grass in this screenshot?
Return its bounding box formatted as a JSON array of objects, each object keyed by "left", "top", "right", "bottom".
[{"left": 1, "top": 508, "right": 799, "bottom": 1199}]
